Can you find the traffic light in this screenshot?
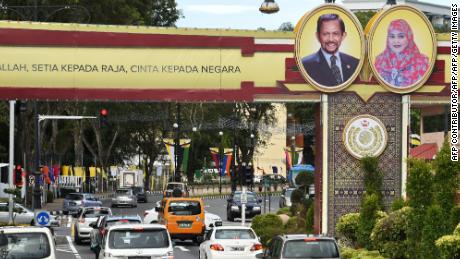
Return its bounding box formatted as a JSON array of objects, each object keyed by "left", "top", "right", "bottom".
[
  {"left": 14, "top": 165, "right": 22, "bottom": 186},
  {"left": 99, "top": 108, "right": 109, "bottom": 127},
  {"left": 244, "top": 166, "right": 254, "bottom": 186}
]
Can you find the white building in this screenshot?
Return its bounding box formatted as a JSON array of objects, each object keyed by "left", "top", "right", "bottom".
[{"left": 343, "top": 0, "right": 451, "bottom": 28}]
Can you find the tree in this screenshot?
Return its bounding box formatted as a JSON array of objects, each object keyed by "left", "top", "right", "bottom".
[
  {"left": 278, "top": 22, "right": 294, "bottom": 31},
  {"left": 361, "top": 156, "right": 383, "bottom": 206},
  {"left": 355, "top": 11, "right": 377, "bottom": 29}
]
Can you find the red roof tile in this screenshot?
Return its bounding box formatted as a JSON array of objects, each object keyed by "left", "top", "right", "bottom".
[{"left": 409, "top": 143, "right": 438, "bottom": 160}]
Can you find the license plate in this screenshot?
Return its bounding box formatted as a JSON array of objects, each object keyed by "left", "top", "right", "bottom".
[
  {"left": 231, "top": 246, "right": 245, "bottom": 251},
  {"left": 215, "top": 221, "right": 222, "bottom": 226},
  {"left": 178, "top": 222, "right": 191, "bottom": 228}
]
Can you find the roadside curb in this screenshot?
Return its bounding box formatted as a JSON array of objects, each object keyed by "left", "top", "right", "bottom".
[{"left": 193, "top": 193, "right": 281, "bottom": 199}]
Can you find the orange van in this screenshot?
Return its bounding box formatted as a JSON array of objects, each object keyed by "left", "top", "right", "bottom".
[{"left": 158, "top": 197, "right": 205, "bottom": 243}]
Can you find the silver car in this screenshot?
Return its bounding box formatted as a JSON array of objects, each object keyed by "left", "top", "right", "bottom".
[
  {"left": 279, "top": 188, "right": 296, "bottom": 208},
  {"left": 63, "top": 193, "right": 102, "bottom": 215},
  {"left": 111, "top": 188, "right": 137, "bottom": 208}
]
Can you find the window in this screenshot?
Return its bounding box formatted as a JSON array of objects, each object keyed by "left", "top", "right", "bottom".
[
  {"left": 272, "top": 239, "right": 282, "bottom": 257},
  {"left": 214, "top": 229, "right": 256, "bottom": 240},
  {"left": 0, "top": 232, "right": 51, "bottom": 259},
  {"left": 109, "top": 229, "right": 169, "bottom": 249},
  {"left": 233, "top": 193, "right": 257, "bottom": 202},
  {"left": 423, "top": 114, "right": 450, "bottom": 133},
  {"left": 65, "top": 194, "right": 83, "bottom": 200},
  {"left": 168, "top": 201, "right": 201, "bottom": 215},
  {"left": 282, "top": 240, "right": 339, "bottom": 258},
  {"left": 83, "top": 209, "right": 110, "bottom": 218},
  {"left": 106, "top": 219, "right": 141, "bottom": 227}
]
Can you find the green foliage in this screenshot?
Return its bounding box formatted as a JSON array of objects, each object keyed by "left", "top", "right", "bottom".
[
  {"left": 276, "top": 207, "right": 291, "bottom": 216},
  {"left": 436, "top": 235, "right": 460, "bottom": 259},
  {"left": 450, "top": 206, "right": 460, "bottom": 233},
  {"left": 354, "top": 11, "right": 377, "bottom": 28},
  {"left": 410, "top": 109, "right": 421, "bottom": 135},
  {"left": 391, "top": 197, "right": 406, "bottom": 212},
  {"left": 278, "top": 22, "right": 294, "bottom": 31},
  {"left": 361, "top": 156, "right": 383, "bottom": 205},
  {"left": 305, "top": 205, "right": 314, "bottom": 234},
  {"left": 371, "top": 207, "right": 413, "bottom": 259},
  {"left": 454, "top": 223, "right": 460, "bottom": 236},
  {"left": 284, "top": 216, "right": 299, "bottom": 234},
  {"left": 406, "top": 159, "right": 433, "bottom": 210},
  {"left": 4, "top": 187, "right": 23, "bottom": 204},
  {"left": 433, "top": 141, "right": 460, "bottom": 217},
  {"left": 421, "top": 204, "right": 446, "bottom": 259},
  {"left": 251, "top": 214, "right": 283, "bottom": 246},
  {"left": 340, "top": 247, "right": 386, "bottom": 259},
  {"left": 290, "top": 189, "right": 304, "bottom": 204},
  {"left": 295, "top": 172, "right": 314, "bottom": 194},
  {"left": 336, "top": 213, "right": 360, "bottom": 248},
  {"left": 358, "top": 194, "right": 381, "bottom": 249}
]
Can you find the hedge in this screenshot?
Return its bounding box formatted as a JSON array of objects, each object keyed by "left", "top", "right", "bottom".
[
  {"left": 340, "top": 247, "right": 387, "bottom": 259},
  {"left": 336, "top": 213, "right": 360, "bottom": 248},
  {"left": 435, "top": 235, "right": 460, "bottom": 259},
  {"left": 251, "top": 214, "right": 283, "bottom": 246}
]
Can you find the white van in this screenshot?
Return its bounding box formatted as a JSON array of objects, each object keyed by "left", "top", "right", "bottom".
[
  {"left": 99, "top": 224, "right": 173, "bottom": 259},
  {"left": 0, "top": 226, "right": 56, "bottom": 259}
]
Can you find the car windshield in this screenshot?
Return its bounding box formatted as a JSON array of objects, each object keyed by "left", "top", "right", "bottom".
[
  {"left": 282, "top": 240, "right": 339, "bottom": 258},
  {"left": 168, "top": 201, "right": 201, "bottom": 215},
  {"left": 0, "top": 233, "right": 50, "bottom": 259},
  {"left": 83, "top": 208, "right": 110, "bottom": 218},
  {"left": 214, "top": 229, "right": 256, "bottom": 239},
  {"left": 65, "top": 194, "right": 83, "bottom": 200},
  {"left": 106, "top": 219, "right": 141, "bottom": 227},
  {"left": 233, "top": 193, "right": 257, "bottom": 202},
  {"left": 166, "top": 184, "right": 183, "bottom": 190},
  {"left": 109, "top": 228, "right": 169, "bottom": 249},
  {"left": 132, "top": 187, "right": 144, "bottom": 194},
  {"left": 116, "top": 189, "right": 130, "bottom": 195}
]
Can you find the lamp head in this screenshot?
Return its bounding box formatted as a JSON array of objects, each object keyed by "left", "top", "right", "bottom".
[{"left": 259, "top": 0, "right": 279, "bottom": 14}]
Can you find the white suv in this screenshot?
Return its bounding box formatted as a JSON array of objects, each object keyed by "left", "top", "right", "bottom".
[
  {"left": 0, "top": 226, "right": 56, "bottom": 259},
  {"left": 99, "top": 224, "right": 174, "bottom": 259}
]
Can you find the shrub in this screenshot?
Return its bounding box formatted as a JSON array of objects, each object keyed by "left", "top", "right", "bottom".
[
  {"left": 251, "top": 214, "right": 283, "bottom": 246},
  {"left": 450, "top": 206, "right": 460, "bottom": 233},
  {"left": 284, "top": 216, "right": 299, "bottom": 234},
  {"left": 454, "top": 223, "right": 460, "bottom": 236},
  {"left": 305, "top": 205, "right": 314, "bottom": 234},
  {"left": 276, "top": 207, "right": 291, "bottom": 216},
  {"left": 291, "top": 189, "right": 304, "bottom": 204},
  {"left": 361, "top": 156, "right": 383, "bottom": 205},
  {"left": 336, "top": 213, "right": 360, "bottom": 248},
  {"left": 340, "top": 247, "right": 386, "bottom": 259},
  {"left": 391, "top": 197, "right": 405, "bottom": 211},
  {"left": 406, "top": 158, "right": 433, "bottom": 210},
  {"left": 358, "top": 194, "right": 380, "bottom": 249},
  {"left": 421, "top": 204, "right": 446, "bottom": 258},
  {"left": 436, "top": 235, "right": 460, "bottom": 259},
  {"left": 371, "top": 206, "right": 412, "bottom": 259}
]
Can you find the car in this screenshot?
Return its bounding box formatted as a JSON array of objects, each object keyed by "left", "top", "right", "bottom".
[
  {"left": 205, "top": 211, "right": 223, "bottom": 231},
  {"left": 279, "top": 188, "right": 296, "bottom": 208},
  {"left": 132, "top": 186, "right": 148, "bottom": 203},
  {"left": 226, "top": 191, "right": 262, "bottom": 222},
  {"left": 0, "top": 226, "right": 57, "bottom": 258},
  {"left": 111, "top": 188, "right": 137, "bottom": 208},
  {"left": 262, "top": 174, "right": 287, "bottom": 185},
  {"left": 0, "top": 202, "right": 59, "bottom": 226},
  {"left": 143, "top": 201, "right": 161, "bottom": 224},
  {"left": 158, "top": 197, "right": 205, "bottom": 243},
  {"left": 89, "top": 215, "right": 142, "bottom": 258},
  {"left": 63, "top": 193, "right": 102, "bottom": 215},
  {"left": 98, "top": 223, "right": 174, "bottom": 259},
  {"left": 199, "top": 226, "right": 263, "bottom": 259},
  {"left": 163, "top": 182, "right": 189, "bottom": 197},
  {"left": 256, "top": 234, "right": 341, "bottom": 259},
  {"left": 74, "top": 207, "right": 112, "bottom": 245}
]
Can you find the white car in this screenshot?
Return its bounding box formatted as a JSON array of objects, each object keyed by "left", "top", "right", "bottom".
[
  {"left": 74, "top": 207, "right": 112, "bottom": 244},
  {"left": 0, "top": 203, "right": 59, "bottom": 226},
  {"left": 143, "top": 201, "right": 160, "bottom": 224},
  {"left": 0, "top": 226, "right": 56, "bottom": 259},
  {"left": 199, "top": 226, "right": 263, "bottom": 259},
  {"left": 99, "top": 223, "right": 174, "bottom": 259}
]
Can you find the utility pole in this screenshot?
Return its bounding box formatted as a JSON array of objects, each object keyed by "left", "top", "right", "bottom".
[{"left": 8, "top": 101, "right": 15, "bottom": 224}]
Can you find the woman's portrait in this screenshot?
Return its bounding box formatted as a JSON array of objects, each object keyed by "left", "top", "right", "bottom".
[
  {"left": 368, "top": 5, "right": 436, "bottom": 93},
  {"left": 374, "top": 19, "right": 429, "bottom": 87}
]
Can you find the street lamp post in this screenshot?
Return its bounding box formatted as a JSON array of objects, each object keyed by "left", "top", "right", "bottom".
[
  {"left": 218, "top": 131, "right": 224, "bottom": 194},
  {"left": 173, "top": 122, "right": 179, "bottom": 182}
]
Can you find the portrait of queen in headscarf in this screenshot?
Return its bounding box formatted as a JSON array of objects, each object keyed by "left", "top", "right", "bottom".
[{"left": 374, "top": 19, "right": 429, "bottom": 87}]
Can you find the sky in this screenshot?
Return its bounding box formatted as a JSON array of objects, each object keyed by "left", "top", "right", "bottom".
[{"left": 175, "top": 0, "right": 453, "bottom": 30}]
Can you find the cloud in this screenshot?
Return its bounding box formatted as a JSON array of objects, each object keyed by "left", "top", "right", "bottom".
[{"left": 186, "top": 4, "right": 256, "bottom": 15}]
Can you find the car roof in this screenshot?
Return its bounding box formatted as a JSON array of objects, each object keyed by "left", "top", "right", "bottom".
[
  {"left": 278, "top": 234, "right": 337, "bottom": 241},
  {"left": 0, "top": 226, "right": 53, "bottom": 234},
  {"left": 105, "top": 215, "right": 141, "bottom": 221},
  {"left": 214, "top": 226, "right": 253, "bottom": 230},
  {"left": 82, "top": 206, "right": 110, "bottom": 211},
  {"left": 163, "top": 197, "right": 203, "bottom": 202},
  {"left": 107, "top": 223, "right": 166, "bottom": 230}
]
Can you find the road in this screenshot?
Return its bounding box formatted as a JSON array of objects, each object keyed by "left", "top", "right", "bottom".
[{"left": 54, "top": 193, "right": 280, "bottom": 259}]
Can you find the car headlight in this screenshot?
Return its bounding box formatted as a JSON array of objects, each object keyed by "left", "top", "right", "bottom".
[
  {"left": 160, "top": 251, "right": 174, "bottom": 259},
  {"left": 231, "top": 205, "right": 239, "bottom": 211}
]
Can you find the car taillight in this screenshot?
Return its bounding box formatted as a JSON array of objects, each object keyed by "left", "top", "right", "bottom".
[
  {"left": 79, "top": 218, "right": 85, "bottom": 223},
  {"left": 251, "top": 243, "right": 263, "bottom": 251},
  {"left": 210, "top": 244, "right": 224, "bottom": 251}
]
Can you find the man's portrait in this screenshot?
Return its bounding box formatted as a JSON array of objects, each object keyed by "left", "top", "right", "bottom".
[
  {"left": 295, "top": 6, "right": 364, "bottom": 92},
  {"left": 368, "top": 5, "right": 436, "bottom": 94}
]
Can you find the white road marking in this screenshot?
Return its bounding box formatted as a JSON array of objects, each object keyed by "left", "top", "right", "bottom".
[
  {"left": 176, "top": 245, "right": 190, "bottom": 252},
  {"left": 66, "top": 235, "right": 82, "bottom": 259},
  {"left": 67, "top": 216, "right": 73, "bottom": 228}
]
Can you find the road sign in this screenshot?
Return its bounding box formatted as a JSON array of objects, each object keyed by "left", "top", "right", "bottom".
[{"left": 35, "top": 210, "right": 51, "bottom": 227}]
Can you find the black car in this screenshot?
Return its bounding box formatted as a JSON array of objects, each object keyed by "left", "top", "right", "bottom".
[
  {"left": 132, "top": 186, "right": 148, "bottom": 203},
  {"left": 226, "top": 191, "right": 262, "bottom": 222}
]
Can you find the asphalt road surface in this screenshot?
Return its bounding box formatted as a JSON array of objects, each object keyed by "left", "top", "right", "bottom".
[{"left": 54, "top": 193, "right": 280, "bottom": 259}]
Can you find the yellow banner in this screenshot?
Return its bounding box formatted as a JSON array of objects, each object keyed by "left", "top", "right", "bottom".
[{"left": 0, "top": 47, "right": 288, "bottom": 89}]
